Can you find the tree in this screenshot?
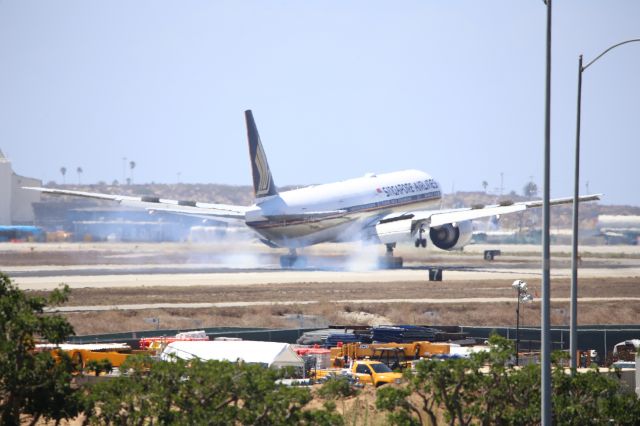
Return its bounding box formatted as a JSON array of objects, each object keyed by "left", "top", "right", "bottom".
[
  {"left": 0, "top": 273, "right": 79, "bottom": 426},
  {"left": 551, "top": 352, "right": 640, "bottom": 425},
  {"left": 76, "top": 167, "right": 83, "bottom": 185},
  {"left": 376, "top": 334, "right": 640, "bottom": 425},
  {"left": 464, "top": 335, "right": 540, "bottom": 425},
  {"left": 59, "top": 167, "right": 67, "bottom": 184},
  {"left": 317, "top": 376, "right": 359, "bottom": 400},
  {"left": 377, "top": 386, "right": 424, "bottom": 426},
  {"left": 523, "top": 180, "right": 538, "bottom": 199},
  {"left": 82, "top": 356, "right": 343, "bottom": 425},
  {"left": 129, "top": 161, "right": 136, "bottom": 184},
  {"left": 377, "top": 354, "right": 480, "bottom": 425},
  {"left": 482, "top": 181, "right": 488, "bottom": 193}
]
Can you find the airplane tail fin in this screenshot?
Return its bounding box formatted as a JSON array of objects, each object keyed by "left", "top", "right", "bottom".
[{"left": 245, "top": 110, "right": 278, "bottom": 198}]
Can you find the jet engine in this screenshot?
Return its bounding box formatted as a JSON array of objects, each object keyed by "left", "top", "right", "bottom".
[{"left": 429, "top": 221, "right": 473, "bottom": 250}]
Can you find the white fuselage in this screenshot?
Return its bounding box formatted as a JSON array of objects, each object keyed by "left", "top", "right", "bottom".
[{"left": 245, "top": 169, "right": 442, "bottom": 248}]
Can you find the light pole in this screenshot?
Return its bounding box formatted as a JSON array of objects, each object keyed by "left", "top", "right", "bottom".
[
  {"left": 541, "top": 1, "right": 552, "bottom": 423},
  {"left": 570, "top": 38, "right": 640, "bottom": 373},
  {"left": 512, "top": 280, "right": 534, "bottom": 366}
]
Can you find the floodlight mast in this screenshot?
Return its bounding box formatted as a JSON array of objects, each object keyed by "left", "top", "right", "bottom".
[{"left": 512, "top": 280, "right": 532, "bottom": 367}]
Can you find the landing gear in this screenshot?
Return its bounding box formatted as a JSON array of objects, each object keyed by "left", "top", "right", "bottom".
[
  {"left": 378, "top": 243, "right": 403, "bottom": 269},
  {"left": 279, "top": 250, "right": 307, "bottom": 269},
  {"left": 414, "top": 225, "right": 427, "bottom": 248}
]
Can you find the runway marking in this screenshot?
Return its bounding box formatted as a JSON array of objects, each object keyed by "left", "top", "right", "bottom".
[{"left": 47, "top": 297, "right": 640, "bottom": 313}]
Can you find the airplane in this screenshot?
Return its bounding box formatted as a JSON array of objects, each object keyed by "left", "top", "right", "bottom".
[
  {"left": 25, "top": 110, "right": 600, "bottom": 268},
  {"left": 596, "top": 215, "right": 640, "bottom": 245}
]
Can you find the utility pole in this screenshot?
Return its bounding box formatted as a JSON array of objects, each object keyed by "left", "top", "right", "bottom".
[{"left": 541, "top": 1, "right": 552, "bottom": 423}]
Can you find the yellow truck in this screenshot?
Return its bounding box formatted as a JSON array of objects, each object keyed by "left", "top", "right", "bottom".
[
  {"left": 350, "top": 360, "right": 403, "bottom": 387},
  {"left": 315, "top": 360, "right": 403, "bottom": 387}
]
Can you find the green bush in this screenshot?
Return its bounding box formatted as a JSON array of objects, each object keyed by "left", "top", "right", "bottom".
[
  {"left": 0, "top": 272, "right": 79, "bottom": 426},
  {"left": 82, "top": 356, "right": 344, "bottom": 425},
  {"left": 376, "top": 333, "right": 640, "bottom": 425},
  {"left": 317, "top": 376, "right": 359, "bottom": 400}
]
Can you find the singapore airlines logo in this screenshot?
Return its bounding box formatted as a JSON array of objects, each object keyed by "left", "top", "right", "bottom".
[{"left": 255, "top": 139, "right": 271, "bottom": 196}]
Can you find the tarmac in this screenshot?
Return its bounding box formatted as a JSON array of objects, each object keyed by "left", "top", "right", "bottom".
[
  {"left": 4, "top": 241, "right": 639, "bottom": 332},
  {"left": 7, "top": 258, "right": 640, "bottom": 291},
  {"left": 4, "top": 242, "right": 640, "bottom": 293}
]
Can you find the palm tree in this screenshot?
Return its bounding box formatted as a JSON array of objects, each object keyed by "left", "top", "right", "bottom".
[
  {"left": 60, "top": 167, "right": 67, "bottom": 184},
  {"left": 523, "top": 181, "right": 538, "bottom": 199},
  {"left": 482, "top": 180, "right": 488, "bottom": 193},
  {"left": 76, "top": 167, "right": 83, "bottom": 185},
  {"left": 129, "top": 161, "right": 136, "bottom": 184}
]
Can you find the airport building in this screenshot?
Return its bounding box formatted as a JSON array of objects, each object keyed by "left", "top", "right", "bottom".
[
  {"left": 65, "top": 206, "right": 193, "bottom": 242},
  {"left": 0, "top": 149, "right": 41, "bottom": 225}
]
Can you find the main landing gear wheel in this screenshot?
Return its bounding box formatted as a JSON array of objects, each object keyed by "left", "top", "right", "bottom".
[
  {"left": 378, "top": 243, "right": 403, "bottom": 269},
  {"left": 279, "top": 250, "right": 307, "bottom": 269},
  {"left": 414, "top": 225, "right": 427, "bottom": 248}
]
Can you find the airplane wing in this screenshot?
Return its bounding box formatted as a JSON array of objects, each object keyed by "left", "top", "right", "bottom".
[
  {"left": 409, "top": 194, "right": 601, "bottom": 226},
  {"left": 263, "top": 210, "right": 347, "bottom": 222},
  {"left": 370, "top": 194, "right": 601, "bottom": 247},
  {"left": 23, "top": 187, "right": 249, "bottom": 220}
]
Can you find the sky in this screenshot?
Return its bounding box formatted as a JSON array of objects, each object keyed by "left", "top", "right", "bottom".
[{"left": 0, "top": 1, "right": 639, "bottom": 205}]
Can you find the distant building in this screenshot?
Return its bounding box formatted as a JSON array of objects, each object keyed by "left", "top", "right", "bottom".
[
  {"left": 597, "top": 215, "right": 640, "bottom": 245},
  {"left": 67, "top": 207, "right": 192, "bottom": 242},
  {"left": 0, "top": 149, "right": 41, "bottom": 225}
]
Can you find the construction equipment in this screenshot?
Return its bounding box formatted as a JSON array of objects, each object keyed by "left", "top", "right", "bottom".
[
  {"left": 40, "top": 343, "right": 144, "bottom": 373},
  {"left": 330, "top": 341, "right": 451, "bottom": 368}
]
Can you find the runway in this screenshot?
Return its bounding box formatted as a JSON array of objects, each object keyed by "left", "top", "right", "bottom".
[
  {"left": 9, "top": 264, "right": 640, "bottom": 291},
  {"left": 3, "top": 241, "right": 640, "bottom": 334}
]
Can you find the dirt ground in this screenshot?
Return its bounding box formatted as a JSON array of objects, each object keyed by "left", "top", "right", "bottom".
[{"left": 2, "top": 241, "right": 640, "bottom": 335}]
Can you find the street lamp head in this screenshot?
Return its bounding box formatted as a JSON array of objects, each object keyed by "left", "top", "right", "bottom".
[{"left": 512, "top": 280, "right": 528, "bottom": 291}]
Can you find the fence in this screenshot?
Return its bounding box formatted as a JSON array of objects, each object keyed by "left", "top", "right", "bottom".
[{"left": 68, "top": 324, "right": 640, "bottom": 357}]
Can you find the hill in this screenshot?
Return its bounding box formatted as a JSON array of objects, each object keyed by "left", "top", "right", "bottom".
[{"left": 38, "top": 184, "right": 640, "bottom": 231}]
